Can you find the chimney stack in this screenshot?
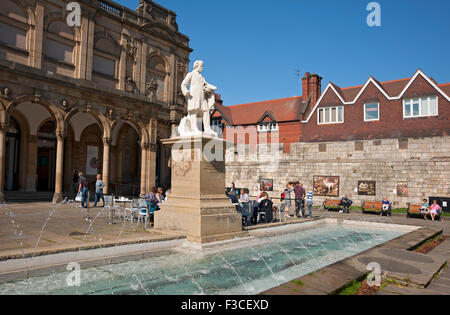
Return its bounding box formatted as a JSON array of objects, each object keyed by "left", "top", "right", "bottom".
[{"left": 302, "top": 72, "right": 322, "bottom": 106}]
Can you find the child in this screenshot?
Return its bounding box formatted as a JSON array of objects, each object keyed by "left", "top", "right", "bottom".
[
  {"left": 306, "top": 187, "right": 313, "bottom": 218},
  {"left": 381, "top": 197, "right": 390, "bottom": 216},
  {"left": 420, "top": 199, "right": 430, "bottom": 220}
]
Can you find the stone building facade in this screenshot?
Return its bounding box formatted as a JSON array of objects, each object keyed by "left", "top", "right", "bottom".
[{"left": 0, "top": 0, "right": 192, "bottom": 202}]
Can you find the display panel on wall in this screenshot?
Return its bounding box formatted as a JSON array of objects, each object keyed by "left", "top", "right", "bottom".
[
  {"left": 86, "top": 146, "right": 99, "bottom": 175},
  {"left": 397, "top": 182, "right": 408, "bottom": 197},
  {"left": 358, "top": 181, "right": 376, "bottom": 196},
  {"left": 260, "top": 178, "right": 274, "bottom": 191},
  {"left": 313, "top": 176, "right": 339, "bottom": 197}
]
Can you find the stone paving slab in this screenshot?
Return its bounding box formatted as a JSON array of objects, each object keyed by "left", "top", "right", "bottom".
[
  {"left": 429, "top": 239, "right": 450, "bottom": 261},
  {"left": 377, "top": 284, "right": 444, "bottom": 295},
  {"left": 355, "top": 247, "right": 446, "bottom": 287},
  {"left": 261, "top": 281, "right": 328, "bottom": 295}
]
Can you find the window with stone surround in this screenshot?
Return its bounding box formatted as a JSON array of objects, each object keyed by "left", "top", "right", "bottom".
[
  {"left": 93, "top": 37, "right": 120, "bottom": 78},
  {"left": 0, "top": 0, "right": 29, "bottom": 52},
  {"left": 147, "top": 55, "right": 168, "bottom": 102},
  {"left": 0, "top": 21, "right": 27, "bottom": 50},
  {"left": 44, "top": 20, "right": 76, "bottom": 65},
  {"left": 318, "top": 106, "right": 344, "bottom": 124},
  {"left": 403, "top": 96, "right": 438, "bottom": 118}
]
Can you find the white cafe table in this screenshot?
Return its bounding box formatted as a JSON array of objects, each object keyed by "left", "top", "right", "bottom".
[{"left": 114, "top": 197, "right": 132, "bottom": 208}]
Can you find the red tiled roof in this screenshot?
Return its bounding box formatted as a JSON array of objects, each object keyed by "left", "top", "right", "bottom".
[
  {"left": 439, "top": 83, "right": 450, "bottom": 96},
  {"left": 336, "top": 77, "right": 412, "bottom": 102},
  {"left": 215, "top": 96, "right": 304, "bottom": 126}
]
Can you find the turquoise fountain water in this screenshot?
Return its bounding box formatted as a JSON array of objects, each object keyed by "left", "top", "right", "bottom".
[{"left": 0, "top": 225, "right": 407, "bottom": 295}]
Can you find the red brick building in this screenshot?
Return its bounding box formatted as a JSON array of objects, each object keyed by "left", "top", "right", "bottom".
[
  {"left": 211, "top": 73, "right": 322, "bottom": 152},
  {"left": 212, "top": 69, "right": 450, "bottom": 148},
  {"left": 301, "top": 69, "right": 450, "bottom": 142}
]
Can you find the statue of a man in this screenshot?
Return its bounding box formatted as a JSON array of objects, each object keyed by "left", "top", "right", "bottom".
[{"left": 180, "top": 60, "right": 217, "bottom": 137}]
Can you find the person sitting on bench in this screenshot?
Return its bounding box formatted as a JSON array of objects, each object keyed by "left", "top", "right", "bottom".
[
  {"left": 256, "top": 192, "right": 273, "bottom": 223},
  {"left": 339, "top": 195, "right": 352, "bottom": 213},
  {"left": 380, "top": 197, "right": 390, "bottom": 216},
  {"left": 420, "top": 199, "right": 430, "bottom": 220},
  {"left": 430, "top": 200, "right": 442, "bottom": 222}
]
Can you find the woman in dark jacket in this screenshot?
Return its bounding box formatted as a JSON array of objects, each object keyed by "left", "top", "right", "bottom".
[{"left": 258, "top": 192, "right": 273, "bottom": 223}]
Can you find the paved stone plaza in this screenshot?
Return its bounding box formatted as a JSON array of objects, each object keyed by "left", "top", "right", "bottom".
[{"left": 0, "top": 202, "right": 183, "bottom": 260}]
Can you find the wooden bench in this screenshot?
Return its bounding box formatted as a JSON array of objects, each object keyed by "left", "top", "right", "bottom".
[
  {"left": 323, "top": 199, "right": 344, "bottom": 212},
  {"left": 407, "top": 203, "right": 443, "bottom": 221},
  {"left": 362, "top": 201, "right": 391, "bottom": 216}
]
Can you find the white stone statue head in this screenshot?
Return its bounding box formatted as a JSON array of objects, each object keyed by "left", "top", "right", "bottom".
[{"left": 193, "top": 60, "right": 204, "bottom": 72}]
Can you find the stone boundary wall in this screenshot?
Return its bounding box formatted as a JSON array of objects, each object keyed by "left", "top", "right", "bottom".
[{"left": 225, "top": 136, "right": 450, "bottom": 208}]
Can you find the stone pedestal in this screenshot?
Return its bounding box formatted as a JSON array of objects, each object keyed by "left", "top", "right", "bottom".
[{"left": 154, "top": 135, "right": 247, "bottom": 244}]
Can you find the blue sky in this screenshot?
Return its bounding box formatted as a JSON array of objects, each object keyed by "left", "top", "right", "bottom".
[{"left": 117, "top": 0, "right": 450, "bottom": 105}]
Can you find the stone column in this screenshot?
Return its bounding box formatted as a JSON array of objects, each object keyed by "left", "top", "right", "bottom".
[
  {"left": 146, "top": 143, "right": 157, "bottom": 191},
  {"left": 52, "top": 131, "right": 65, "bottom": 204},
  {"left": 26, "top": 135, "right": 38, "bottom": 191},
  {"left": 102, "top": 137, "right": 111, "bottom": 195},
  {"left": 140, "top": 142, "right": 148, "bottom": 196},
  {"left": 0, "top": 127, "right": 6, "bottom": 203}
]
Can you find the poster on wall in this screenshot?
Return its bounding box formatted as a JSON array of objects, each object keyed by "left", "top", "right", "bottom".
[
  {"left": 260, "top": 178, "right": 274, "bottom": 192},
  {"left": 397, "top": 182, "right": 408, "bottom": 197},
  {"left": 358, "top": 181, "right": 376, "bottom": 196},
  {"left": 313, "top": 176, "right": 339, "bottom": 197},
  {"left": 86, "top": 146, "right": 99, "bottom": 175}
]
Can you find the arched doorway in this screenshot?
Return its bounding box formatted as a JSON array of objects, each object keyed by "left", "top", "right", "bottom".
[
  {"left": 4, "top": 118, "right": 21, "bottom": 191},
  {"left": 37, "top": 120, "right": 57, "bottom": 191},
  {"left": 111, "top": 123, "right": 141, "bottom": 197}
]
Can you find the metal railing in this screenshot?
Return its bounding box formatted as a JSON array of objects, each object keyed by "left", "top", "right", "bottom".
[{"left": 98, "top": 0, "right": 122, "bottom": 17}]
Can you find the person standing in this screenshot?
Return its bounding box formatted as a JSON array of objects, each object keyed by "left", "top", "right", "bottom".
[
  {"left": 306, "top": 186, "right": 314, "bottom": 218},
  {"left": 294, "top": 183, "right": 306, "bottom": 218},
  {"left": 78, "top": 172, "right": 89, "bottom": 209},
  {"left": 94, "top": 174, "right": 105, "bottom": 207},
  {"left": 283, "top": 183, "right": 294, "bottom": 217},
  {"left": 72, "top": 170, "right": 79, "bottom": 196}
]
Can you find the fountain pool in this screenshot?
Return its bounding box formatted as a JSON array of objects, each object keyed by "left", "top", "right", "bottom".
[{"left": 0, "top": 222, "right": 413, "bottom": 295}]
